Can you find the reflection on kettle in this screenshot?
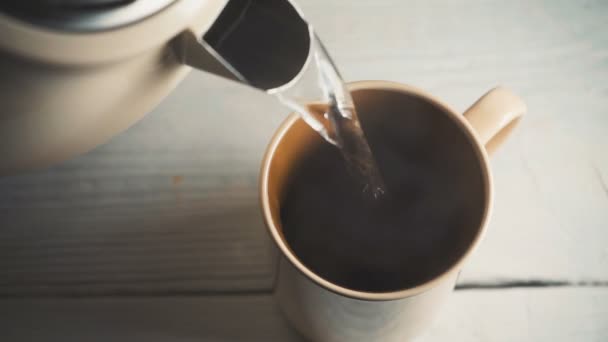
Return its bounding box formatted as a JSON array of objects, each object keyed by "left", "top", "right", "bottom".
[{"left": 0, "top": 0, "right": 311, "bottom": 174}]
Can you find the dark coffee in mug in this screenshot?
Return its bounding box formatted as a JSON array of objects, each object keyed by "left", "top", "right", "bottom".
[{"left": 280, "top": 89, "right": 488, "bottom": 293}]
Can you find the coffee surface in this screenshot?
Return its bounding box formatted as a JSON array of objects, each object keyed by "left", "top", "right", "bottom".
[{"left": 280, "top": 90, "right": 486, "bottom": 292}]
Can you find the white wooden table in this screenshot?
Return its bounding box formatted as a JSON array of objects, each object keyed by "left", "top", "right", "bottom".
[{"left": 1, "top": 0, "right": 607, "bottom": 340}]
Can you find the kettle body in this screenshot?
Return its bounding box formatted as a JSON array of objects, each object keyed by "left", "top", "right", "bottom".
[
  {"left": 0, "top": 0, "right": 310, "bottom": 175},
  {"left": 0, "top": 0, "right": 232, "bottom": 174}
]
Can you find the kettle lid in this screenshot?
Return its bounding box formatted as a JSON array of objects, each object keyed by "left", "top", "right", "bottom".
[{"left": 0, "top": 0, "right": 176, "bottom": 32}]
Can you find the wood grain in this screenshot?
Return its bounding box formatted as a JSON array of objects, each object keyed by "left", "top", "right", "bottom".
[
  {"left": 1, "top": 288, "right": 606, "bottom": 341},
  {"left": 0, "top": 0, "right": 607, "bottom": 295}
]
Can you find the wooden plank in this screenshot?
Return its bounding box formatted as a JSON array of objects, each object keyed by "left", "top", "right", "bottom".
[
  {"left": 0, "top": 81, "right": 284, "bottom": 295},
  {"left": 0, "top": 288, "right": 606, "bottom": 341},
  {"left": 0, "top": 0, "right": 607, "bottom": 294},
  {"left": 427, "top": 287, "right": 608, "bottom": 341},
  {"left": 0, "top": 295, "right": 304, "bottom": 342}
]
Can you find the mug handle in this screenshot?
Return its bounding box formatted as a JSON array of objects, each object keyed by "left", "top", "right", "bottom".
[{"left": 463, "top": 87, "right": 526, "bottom": 155}]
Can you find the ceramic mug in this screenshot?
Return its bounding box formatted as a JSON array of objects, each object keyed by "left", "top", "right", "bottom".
[{"left": 260, "top": 81, "right": 526, "bottom": 341}]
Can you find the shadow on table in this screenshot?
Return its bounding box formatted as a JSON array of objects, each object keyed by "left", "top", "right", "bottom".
[
  {"left": 2, "top": 295, "right": 307, "bottom": 342},
  {"left": 0, "top": 189, "right": 279, "bottom": 295}
]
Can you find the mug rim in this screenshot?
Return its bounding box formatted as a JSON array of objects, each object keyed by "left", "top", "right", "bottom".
[{"left": 260, "top": 80, "right": 493, "bottom": 301}]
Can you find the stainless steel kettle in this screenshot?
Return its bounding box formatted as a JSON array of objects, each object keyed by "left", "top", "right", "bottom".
[{"left": 0, "top": 0, "right": 311, "bottom": 174}]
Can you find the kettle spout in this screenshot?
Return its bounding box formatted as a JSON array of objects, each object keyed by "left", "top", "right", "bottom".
[{"left": 175, "top": 0, "right": 311, "bottom": 92}]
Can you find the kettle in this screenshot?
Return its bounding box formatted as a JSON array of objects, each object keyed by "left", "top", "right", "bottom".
[{"left": 0, "top": 0, "right": 311, "bottom": 174}]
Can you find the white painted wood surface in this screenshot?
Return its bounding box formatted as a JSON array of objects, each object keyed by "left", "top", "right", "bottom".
[
  {"left": 0, "top": 0, "right": 607, "bottom": 340},
  {"left": 1, "top": 0, "right": 606, "bottom": 295},
  {"left": 1, "top": 288, "right": 606, "bottom": 341}
]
